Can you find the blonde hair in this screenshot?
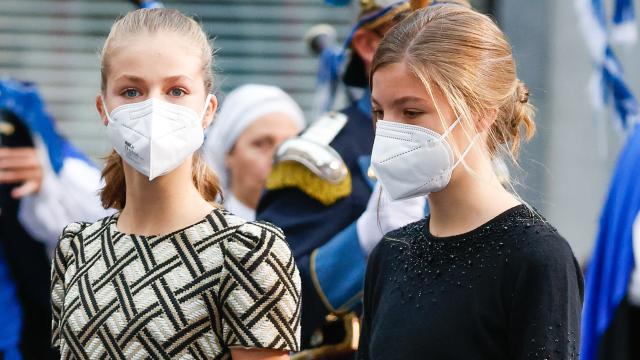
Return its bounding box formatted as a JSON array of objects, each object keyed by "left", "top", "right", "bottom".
[
  {"left": 99, "top": 8, "right": 220, "bottom": 210},
  {"left": 371, "top": 5, "right": 535, "bottom": 169}
]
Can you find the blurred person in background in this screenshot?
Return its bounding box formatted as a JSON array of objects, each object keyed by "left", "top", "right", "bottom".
[
  {"left": 203, "top": 84, "right": 305, "bottom": 220},
  {"left": 0, "top": 79, "right": 109, "bottom": 359}
]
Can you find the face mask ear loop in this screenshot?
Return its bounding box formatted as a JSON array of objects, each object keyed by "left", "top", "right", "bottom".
[
  {"left": 452, "top": 133, "right": 480, "bottom": 169},
  {"left": 440, "top": 117, "right": 460, "bottom": 140},
  {"left": 101, "top": 95, "right": 113, "bottom": 125},
  {"left": 440, "top": 116, "right": 476, "bottom": 169},
  {"left": 200, "top": 94, "right": 213, "bottom": 121}
]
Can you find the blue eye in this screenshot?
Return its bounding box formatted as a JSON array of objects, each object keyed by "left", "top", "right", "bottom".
[
  {"left": 123, "top": 89, "right": 140, "bottom": 98},
  {"left": 169, "top": 88, "right": 186, "bottom": 97}
]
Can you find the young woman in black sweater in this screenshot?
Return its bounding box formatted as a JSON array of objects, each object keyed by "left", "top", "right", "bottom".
[{"left": 358, "top": 5, "right": 583, "bottom": 359}]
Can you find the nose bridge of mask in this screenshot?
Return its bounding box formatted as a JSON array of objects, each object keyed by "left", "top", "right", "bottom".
[
  {"left": 105, "top": 96, "right": 212, "bottom": 137},
  {"left": 153, "top": 94, "right": 212, "bottom": 139},
  {"left": 103, "top": 97, "right": 153, "bottom": 139},
  {"left": 374, "top": 120, "right": 453, "bottom": 170},
  {"left": 374, "top": 121, "right": 425, "bottom": 165},
  {"left": 106, "top": 97, "right": 151, "bottom": 120},
  {"left": 104, "top": 94, "right": 211, "bottom": 122}
]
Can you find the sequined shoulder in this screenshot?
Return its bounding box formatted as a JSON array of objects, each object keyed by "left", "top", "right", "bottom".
[
  {"left": 382, "top": 218, "right": 428, "bottom": 243},
  {"left": 370, "top": 218, "right": 428, "bottom": 263}
]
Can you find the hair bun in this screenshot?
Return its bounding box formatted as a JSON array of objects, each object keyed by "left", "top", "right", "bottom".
[{"left": 516, "top": 80, "right": 529, "bottom": 104}]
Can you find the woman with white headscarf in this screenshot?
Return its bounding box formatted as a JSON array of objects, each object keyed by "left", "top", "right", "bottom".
[{"left": 203, "top": 84, "right": 305, "bottom": 220}]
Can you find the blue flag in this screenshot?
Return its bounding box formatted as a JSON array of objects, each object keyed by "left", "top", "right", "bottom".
[{"left": 581, "top": 123, "right": 640, "bottom": 360}]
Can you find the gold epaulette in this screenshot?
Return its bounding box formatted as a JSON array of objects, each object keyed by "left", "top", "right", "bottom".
[
  {"left": 266, "top": 161, "right": 351, "bottom": 206},
  {"left": 266, "top": 112, "right": 351, "bottom": 206}
]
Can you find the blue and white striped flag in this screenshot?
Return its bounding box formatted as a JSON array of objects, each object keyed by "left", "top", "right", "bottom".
[
  {"left": 581, "top": 122, "right": 640, "bottom": 360},
  {"left": 131, "top": 0, "right": 164, "bottom": 9},
  {"left": 613, "top": 0, "right": 637, "bottom": 43},
  {"left": 576, "top": 0, "right": 640, "bottom": 130},
  {"left": 577, "top": 1, "right": 640, "bottom": 360}
]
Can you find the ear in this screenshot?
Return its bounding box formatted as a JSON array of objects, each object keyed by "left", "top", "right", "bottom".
[
  {"left": 351, "top": 28, "right": 382, "bottom": 69},
  {"left": 96, "top": 95, "right": 109, "bottom": 126},
  {"left": 475, "top": 108, "right": 498, "bottom": 133},
  {"left": 202, "top": 94, "right": 218, "bottom": 129}
]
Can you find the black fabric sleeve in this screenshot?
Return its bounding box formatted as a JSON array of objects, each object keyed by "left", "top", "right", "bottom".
[
  {"left": 506, "top": 233, "right": 584, "bottom": 360},
  {"left": 357, "top": 242, "right": 384, "bottom": 360}
]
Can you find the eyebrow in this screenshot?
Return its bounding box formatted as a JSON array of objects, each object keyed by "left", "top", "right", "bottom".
[
  {"left": 114, "top": 74, "right": 145, "bottom": 84},
  {"left": 392, "top": 96, "right": 427, "bottom": 107},
  {"left": 163, "top": 75, "right": 194, "bottom": 83},
  {"left": 113, "top": 74, "right": 194, "bottom": 84},
  {"left": 371, "top": 95, "right": 428, "bottom": 107}
]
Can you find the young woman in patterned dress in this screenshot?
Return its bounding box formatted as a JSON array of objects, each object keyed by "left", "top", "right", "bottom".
[{"left": 51, "top": 8, "right": 301, "bottom": 360}]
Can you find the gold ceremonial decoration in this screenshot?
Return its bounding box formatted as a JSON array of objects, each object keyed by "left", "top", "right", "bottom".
[
  {"left": 358, "top": 0, "right": 432, "bottom": 31},
  {"left": 0, "top": 120, "right": 15, "bottom": 136},
  {"left": 410, "top": 0, "right": 431, "bottom": 10},
  {"left": 291, "top": 312, "right": 361, "bottom": 360},
  {"left": 359, "top": 0, "right": 378, "bottom": 13},
  {"left": 360, "top": 0, "right": 431, "bottom": 14}
]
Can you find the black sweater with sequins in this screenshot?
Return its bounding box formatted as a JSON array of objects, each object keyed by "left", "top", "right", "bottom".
[{"left": 357, "top": 205, "right": 583, "bottom": 360}]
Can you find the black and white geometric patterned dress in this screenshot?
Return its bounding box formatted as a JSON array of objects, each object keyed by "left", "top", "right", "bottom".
[{"left": 51, "top": 208, "right": 301, "bottom": 359}]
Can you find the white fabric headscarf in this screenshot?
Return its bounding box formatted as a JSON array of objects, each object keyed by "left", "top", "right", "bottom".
[{"left": 203, "top": 83, "right": 306, "bottom": 192}]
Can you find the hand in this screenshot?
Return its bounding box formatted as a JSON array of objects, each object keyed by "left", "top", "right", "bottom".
[
  {"left": 0, "top": 147, "right": 44, "bottom": 198},
  {"left": 230, "top": 347, "right": 289, "bottom": 360},
  {"left": 356, "top": 182, "right": 426, "bottom": 256}
]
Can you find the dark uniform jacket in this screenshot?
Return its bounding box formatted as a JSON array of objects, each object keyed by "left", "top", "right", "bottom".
[{"left": 257, "top": 100, "right": 374, "bottom": 348}]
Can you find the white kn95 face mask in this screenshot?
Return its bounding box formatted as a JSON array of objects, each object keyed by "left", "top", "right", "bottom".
[
  {"left": 103, "top": 94, "right": 212, "bottom": 181},
  {"left": 371, "top": 118, "right": 477, "bottom": 200}
]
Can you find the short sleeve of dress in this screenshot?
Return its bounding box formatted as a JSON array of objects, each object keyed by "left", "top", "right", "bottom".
[
  {"left": 220, "top": 220, "right": 302, "bottom": 351},
  {"left": 51, "top": 221, "right": 88, "bottom": 348}
]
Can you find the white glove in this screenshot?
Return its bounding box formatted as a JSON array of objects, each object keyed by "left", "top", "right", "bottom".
[{"left": 356, "top": 182, "right": 426, "bottom": 256}]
